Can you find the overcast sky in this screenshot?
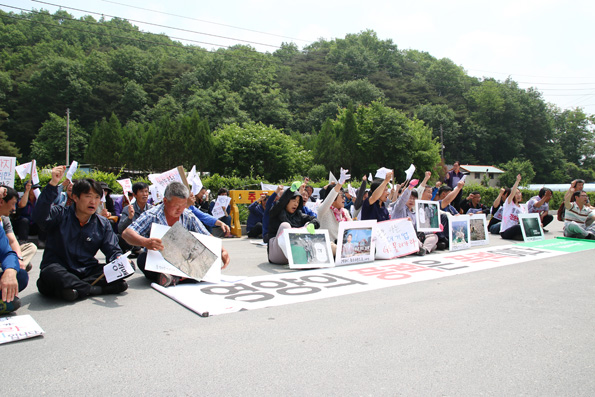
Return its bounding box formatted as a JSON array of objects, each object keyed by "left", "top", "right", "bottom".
[{"left": 3, "top": 0, "right": 594, "bottom": 116}]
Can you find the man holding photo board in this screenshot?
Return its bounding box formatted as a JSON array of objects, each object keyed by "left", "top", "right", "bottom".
[{"left": 122, "top": 182, "right": 230, "bottom": 287}]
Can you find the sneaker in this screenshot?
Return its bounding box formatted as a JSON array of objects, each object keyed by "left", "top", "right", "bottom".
[
  {"left": 0, "top": 297, "right": 21, "bottom": 314},
  {"left": 61, "top": 289, "right": 79, "bottom": 301},
  {"left": 416, "top": 248, "right": 427, "bottom": 256},
  {"left": 543, "top": 229, "right": 549, "bottom": 233},
  {"left": 102, "top": 280, "right": 128, "bottom": 295},
  {"left": 437, "top": 241, "right": 447, "bottom": 250},
  {"left": 157, "top": 273, "right": 180, "bottom": 287},
  {"left": 25, "top": 263, "right": 32, "bottom": 272}
]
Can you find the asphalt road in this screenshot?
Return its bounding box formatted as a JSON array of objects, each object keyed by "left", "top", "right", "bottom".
[{"left": 4, "top": 219, "right": 595, "bottom": 396}]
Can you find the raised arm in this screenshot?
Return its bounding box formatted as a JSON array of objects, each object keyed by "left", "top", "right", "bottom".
[
  {"left": 354, "top": 176, "right": 368, "bottom": 210},
  {"left": 441, "top": 180, "right": 465, "bottom": 209},
  {"left": 506, "top": 174, "right": 522, "bottom": 204},
  {"left": 369, "top": 171, "right": 393, "bottom": 205}
]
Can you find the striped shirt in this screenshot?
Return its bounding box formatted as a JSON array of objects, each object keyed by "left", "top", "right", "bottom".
[
  {"left": 564, "top": 202, "right": 593, "bottom": 226},
  {"left": 128, "top": 203, "right": 210, "bottom": 237}
]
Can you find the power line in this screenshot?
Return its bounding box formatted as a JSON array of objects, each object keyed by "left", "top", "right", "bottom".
[
  {"left": 0, "top": 11, "right": 279, "bottom": 62},
  {"left": 31, "top": 0, "right": 282, "bottom": 49},
  {"left": 468, "top": 68, "right": 594, "bottom": 80},
  {"left": 100, "top": 0, "right": 312, "bottom": 44}
]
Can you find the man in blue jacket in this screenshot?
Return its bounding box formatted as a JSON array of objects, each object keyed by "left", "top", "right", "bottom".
[
  {"left": 247, "top": 193, "right": 267, "bottom": 238},
  {"left": 0, "top": 186, "right": 25, "bottom": 313},
  {"left": 34, "top": 166, "right": 127, "bottom": 301}
]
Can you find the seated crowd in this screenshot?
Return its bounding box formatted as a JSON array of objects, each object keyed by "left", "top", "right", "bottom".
[{"left": 0, "top": 163, "right": 593, "bottom": 315}]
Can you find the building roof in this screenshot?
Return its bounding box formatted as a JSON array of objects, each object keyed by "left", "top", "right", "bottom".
[{"left": 460, "top": 165, "right": 505, "bottom": 174}]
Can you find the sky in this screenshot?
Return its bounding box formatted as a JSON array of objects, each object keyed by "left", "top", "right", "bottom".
[{"left": 2, "top": 0, "right": 594, "bottom": 116}]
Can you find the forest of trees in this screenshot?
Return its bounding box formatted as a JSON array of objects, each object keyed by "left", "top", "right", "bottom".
[{"left": 1, "top": 9, "right": 594, "bottom": 183}]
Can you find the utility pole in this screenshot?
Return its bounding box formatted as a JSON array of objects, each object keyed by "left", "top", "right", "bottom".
[
  {"left": 66, "top": 108, "right": 70, "bottom": 165},
  {"left": 439, "top": 123, "right": 444, "bottom": 161}
]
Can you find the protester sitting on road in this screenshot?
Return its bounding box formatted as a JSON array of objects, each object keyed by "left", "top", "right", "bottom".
[
  {"left": 262, "top": 185, "right": 284, "bottom": 243},
  {"left": 113, "top": 192, "right": 134, "bottom": 218},
  {"left": 558, "top": 179, "right": 585, "bottom": 221},
  {"left": 391, "top": 183, "right": 438, "bottom": 256},
  {"left": 316, "top": 169, "right": 351, "bottom": 255},
  {"left": 54, "top": 178, "right": 74, "bottom": 208},
  {"left": 488, "top": 188, "right": 510, "bottom": 234},
  {"left": 267, "top": 184, "right": 319, "bottom": 265},
  {"left": 122, "top": 182, "right": 230, "bottom": 287},
  {"left": 563, "top": 186, "right": 595, "bottom": 239},
  {"left": 187, "top": 193, "right": 230, "bottom": 236},
  {"left": 460, "top": 191, "right": 490, "bottom": 215},
  {"left": 527, "top": 188, "right": 554, "bottom": 232},
  {"left": 434, "top": 180, "right": 465, "bottom": 249},
  {"left": 247, "top": 193, "right": 267, "bottom": 238},
  {"left": 34, "top": 166, "right": 128, "bottom": 301},
  {"left": 299, "top": 181, "right": 318, "bottom": 217},
  {"left": 209, "top": 188, "right": 233, "bottom": 238},
  {"left": 118, "top": 182, "right": 153, "bottom": 255},
  {"left": 361, "top": 171, "right": 393, "bottom": 222},
  {"left": 351, "top": 175, "right": 368, "bottom": 220},
  {"left": 13, "top": 179, "right": 46, "bottom": 248},
  {"left": 0, "top": 186, "right": 37, "bottom": 273},
  {"left": 194, "top": 187, "right": 210, "bottom": 213},
  {"left": 0, "top": 186, "right": 28, "bottom": 314},
  {"left": 500, "top": 174, "right": 525, "bottom": 241}
]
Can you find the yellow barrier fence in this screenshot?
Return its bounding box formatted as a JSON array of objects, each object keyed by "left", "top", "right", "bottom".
[{"left": 229, "top": 190, "right": 272, "bottom": 237}]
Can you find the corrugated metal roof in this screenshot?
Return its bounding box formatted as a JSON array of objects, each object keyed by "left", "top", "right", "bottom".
[{"left": 460, "top": 165, "right": 505, "bottom": 174}]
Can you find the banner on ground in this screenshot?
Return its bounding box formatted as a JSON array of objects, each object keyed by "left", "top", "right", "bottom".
[{"left": 0, "top": 315, "right": 44, "bottom": 344}]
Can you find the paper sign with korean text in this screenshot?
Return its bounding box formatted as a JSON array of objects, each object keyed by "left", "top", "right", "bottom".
[
  {"left": 15, "top": 160, "right": 41, "bottom": 198},
  {"left": 148, "top": 166, "right": 186, "bottom": 197},
  {"left": 145, "top": 223, "right": 222, "bottom": 283},
  {"left": 0, "top": 315, "right": 44, "bottom": 344},
  {"left": 336, "top": 220, "right": 376, "bottom": 265},
  {"left": 103, "top": 252, "right": 134, "bottom": 283},
  {"left": 374, "top": 218, "right": 419, "bottom": 259},
  {"left": 0, "top": 156, "right": 16, "bottom": 187},
  {"left": 211, "top": 195, "right": 231, "bottom": 219}
]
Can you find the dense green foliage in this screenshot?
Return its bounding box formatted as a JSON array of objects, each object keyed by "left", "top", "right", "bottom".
[{"left": 1, "top": 10, "right": 594, "bottom": 183}]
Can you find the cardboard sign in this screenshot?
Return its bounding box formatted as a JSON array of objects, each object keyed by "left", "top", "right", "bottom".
[
  {"left": 211, "top": 196, "right": 231, "bottom": 219},
  {"left": 470, "top": 214, "right": 489, "bottom": 246},
  {"left": 448, "top": 214, "right": 471, "bottom": 251},
  {"left": 284, "top": 229, "right": 334, "bottom": 269},
  {"left": 375, "top": 218, "right": 419, "bottom": 259},
  {"left": 519, "top": 213, "right": 545, "bottom": 242},
  {"left": 0, "top": 156, "right": 16, "bottom": 187},
  {"left": 103, "top": 252, "right": 134, "bottom": 283},
  {"left": 145, "top": 223, "right": 222, "bottom": 283},
  {"left": 148, "top": 166, "right": 187, "bottom": 197},
  {"left": 415, "top": 200, "right": 441, "bottom": 232},
  {"left": 336, "top": 220, "right": 376, "bottom": 265},
  {"left": 0, "top": 315, "right": 44, "bottom": 344}
]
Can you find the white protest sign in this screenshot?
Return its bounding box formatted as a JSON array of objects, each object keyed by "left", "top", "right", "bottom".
[
  {"left": 347, "top": 184, "right": 357, "bottom": 198},
  {"left": 0, "top": 156, "right": 16, "bottom": 187},
  {"left": 149, "top": 184, "right": 162, "bottom": 203},
  {"left": 117, "top": 178, "right": 133, "bottom": 200},
  {"left": 404, "top": 164, "right": 416, "bottom": 181},
  {"left": 187, "top": 165, "right": 203, "bottom": 195},
  {"left": 460, "top": 174, "right": 467, "bottom": 183},
  {"left": 145, "top": 223, "right": 222, "bottom": 283},
  {"left": 374, "top": 218, "right": 419, "bottom": 259},
  {"left": 66, "top": 160, "right": 78, "bottom": 182},
  {"left": 368, "top": 172, "right": 373, "bottom": 181},
  {"left": 148, "top": 167, "right": 185, "bottom": 197},
  {"left": 336, "top": 220, "right": 377, "bottom": 266},
  {"left": 103, "top": 252, "right": 134, "bottom": 283},
  {"left": 211, "top": 195, "right": 231, "bottom": 219},
  {"left": 15, "top": 160, "right": 41, "bottom": 198},
  {"left": 375, "top": 167, "right": 392, "bottom": 179},
  {"left": 0, "top": 315, "right": 44, "bottom": 344},
  {"left": 329, "top": 171, "right": 337, "bottom": 184}
]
